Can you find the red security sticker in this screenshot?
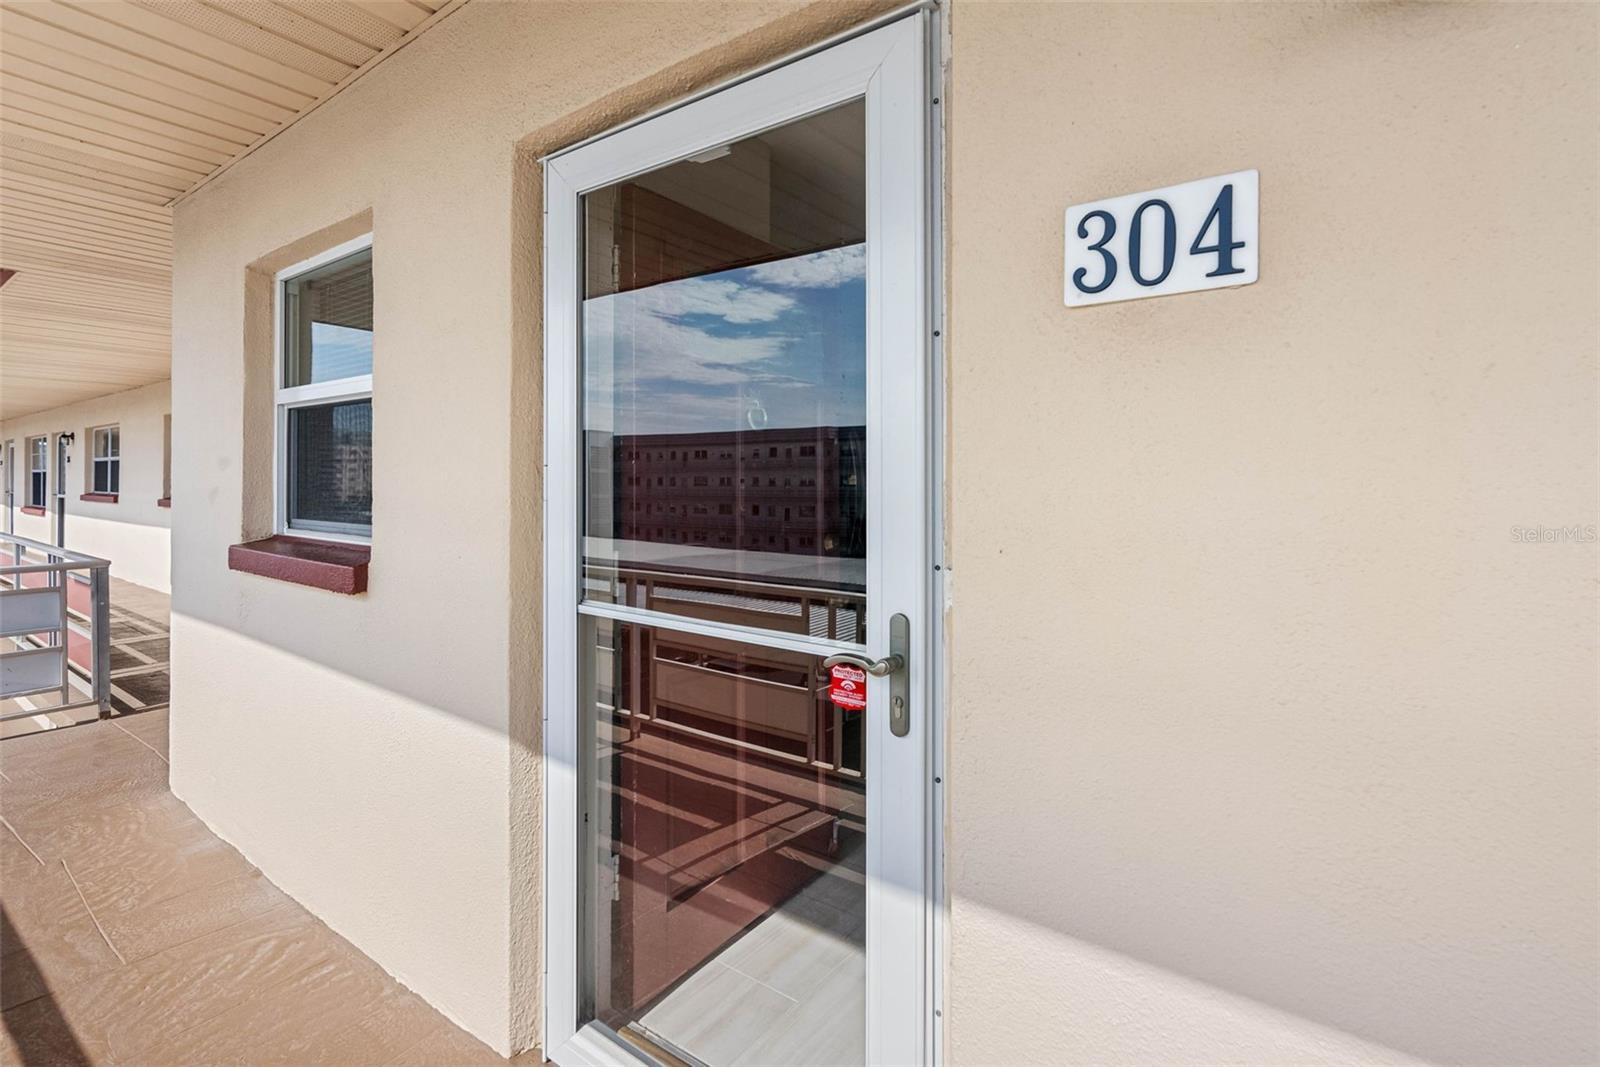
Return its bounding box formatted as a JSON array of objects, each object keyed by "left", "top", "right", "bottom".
[{"left": 829, "top": 664, "right": 868, "bottom": 710}]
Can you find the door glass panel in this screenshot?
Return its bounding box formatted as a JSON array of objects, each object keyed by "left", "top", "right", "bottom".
[
  {"left": 581, "top": 100, "right": 868, "bottom": 641},
  {"left": 582, "top": 616, "right": 866, "bottom": 1065}
]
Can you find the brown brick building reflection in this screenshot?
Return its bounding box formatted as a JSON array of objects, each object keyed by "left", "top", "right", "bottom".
[{"left": 587, "top": 426, "right": 865, "bottom": 559}]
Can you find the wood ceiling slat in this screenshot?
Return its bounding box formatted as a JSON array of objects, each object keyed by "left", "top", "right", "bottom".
[
  {"left": 2, "top": 219, "right": 172, "bottom": 267},
  {"left": 0, "top": 365, "right": 165, "bottom": 384},
  {"left": 1, "top": 112, "right": 215, "bottom": 180},
  {"left": 0, "top": 156, "right": 176, "bottom": 205},
  {"left": 0, "top": 236, "right": 171, "bottom": 285},
  {"left": 2, "top": 328, "right": 170, "bottom": 356},
  {"left": 0, "top": 44, "right": 279, "bottom": 136},
  {"left": 69, "top": 0, "right": 338, "bottom": 98},
  {"left": 1, "top": 214, "right": 169, "bottom": 260},
  {"left": 0, "top": 15, "right": 298, "bottom": 124},
  {"left": 0, "top": 278, "right": 169, "bottom": 312},
  {"left": 2, "top": 330, "right": 168, "bottom": 353},
  {"left": 0, "top": 269, "right": 169, "bottom": 296},
  {"left": 0, "top": 270, "right": 170, "bottom": 301},
  {"left": 0, "top": 337, "right": 169, "bottom": 364},
  {"left": 348, "top": 1, "right": 426, "bottom": 33},
  {"left": 2, "top": 322, "right": 170, "bottom": 353},
  {"left": 2, "top": 136, "right": 193, "bottom": 195},
  {"left": 8, "top": 1, "right": 323, "bottom": 112},
  {"left": 1, "top": 298, "right": 169, "bottom": 328},
  {"left": 0, "top": 362, "right": 163, "bottom": 384},
  {"left": 0, "top": 253, "right": 169, "bottom": 294},
  {"left": 132, "top": 0, "right": 356, "bottom": 84},
  {"left": 0, "top": 296, "right": 168, "bottom": 326},
  {"left": 2, "top": 215, "right": 170, "bottom": 261},
  {"left": 0, "top": 169, "right": 174, "bottom": 221},
  {"left": 0, "top": 64, "right": 258, "bottom": 148},
  {"left": 1, "top": 216, "right": 169, "bottom": 255},
  {"left": 2, "top": 302, "right": 169, "bottom": 330},
  {"left": 0, "top": 342, "right": 168, "bottom": 361},
  {"left": 275, "top": 0, "right": 404, "bottom": 52},
  {"left": 200, "top": 1, "right": 378, "bottom": 67},
  {"left": 2, "top": 181, "right": 174, "bottom": 227},
  {"left": 2, "top": 194, "right": 174, "bottom": 246},
  {"left": 1, "top": 92, "right": 236, "bottom": 166},
  {"left": 0, "top": 287, "right": 168, "bottom": 318}
]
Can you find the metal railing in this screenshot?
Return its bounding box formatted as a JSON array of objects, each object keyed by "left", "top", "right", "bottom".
[{"left": 0, "top": 532, "right": 111, "bottom": 723}]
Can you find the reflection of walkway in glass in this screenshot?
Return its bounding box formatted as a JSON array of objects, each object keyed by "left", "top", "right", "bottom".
[{"left": 638, "top": 827, "right": 866, "bottom": 1066}]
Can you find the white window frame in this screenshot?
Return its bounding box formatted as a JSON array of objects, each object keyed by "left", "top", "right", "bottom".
[
  {"left": 90, "top": 424, "right": 119, "bottom": 495},
  {"left": 26, "top": 435, "right": 47, "bottom": 508},
  {"left": 272, "top": 233, "right": 374, "bottom": 543}
]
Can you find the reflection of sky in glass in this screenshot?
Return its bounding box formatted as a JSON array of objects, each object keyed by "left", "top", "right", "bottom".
[
  {"left": 584, "top": 243, "right": 865, "bottom": 435},
  {"left": 307, "top": 322, "right": 372, "bottom": 383}
]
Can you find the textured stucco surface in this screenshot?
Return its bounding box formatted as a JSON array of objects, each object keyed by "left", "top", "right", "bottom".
[
  {"left": 0, "top": 380, "right": 172, "bottom": 591},
  {"left": 946, "top": 3, "right": 1598, "bottom": 1065},
  {"left": 168, "top": 0, "right": 898, "bottom": 1055}
]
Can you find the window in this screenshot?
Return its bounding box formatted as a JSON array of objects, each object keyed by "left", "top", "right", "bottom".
[
  {"left": 90, "top": 426, "right": 120, "bottom": 494},
  {"left": 26, "top": 436, "right": 46, "bottom": 507},
  {"left": 276, "top": 237, "right": 373, "bottom": 539}
]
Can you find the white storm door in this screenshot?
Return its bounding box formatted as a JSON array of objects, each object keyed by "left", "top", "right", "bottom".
[{"left": 543, "top": 12, "right": 933, "bottom": 1067}]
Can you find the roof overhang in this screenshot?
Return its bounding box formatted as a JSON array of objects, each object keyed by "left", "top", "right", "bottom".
[{"left": 0, "top": 0, "right": 464, "bottom": 421}]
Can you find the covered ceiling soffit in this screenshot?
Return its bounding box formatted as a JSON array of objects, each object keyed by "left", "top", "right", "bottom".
[{"left": 0, "top": 0, "right": 463, "bottom": 420}]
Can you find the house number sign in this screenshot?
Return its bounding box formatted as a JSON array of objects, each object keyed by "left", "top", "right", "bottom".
[{"left": 1064, "top": 169, "right": 1258, "bottom": 307}]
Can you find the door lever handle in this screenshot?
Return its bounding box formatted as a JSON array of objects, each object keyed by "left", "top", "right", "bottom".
[
  {"left": 823, "top": 613, "right": 912, "bottom": 737},
  {"left": 822, "top": 651, "right": 903, "bottom": 677}
]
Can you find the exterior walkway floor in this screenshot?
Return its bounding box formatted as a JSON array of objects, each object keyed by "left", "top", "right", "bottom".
[{"left": 1, "top": 706, "right": 535, "bottom": 1065}]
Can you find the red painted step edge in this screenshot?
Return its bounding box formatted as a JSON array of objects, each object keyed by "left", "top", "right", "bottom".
[{"left": 228, "top": 535, "right": 369, "bottom": 594}]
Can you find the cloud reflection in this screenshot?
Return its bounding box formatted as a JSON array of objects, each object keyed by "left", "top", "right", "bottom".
[{"left": 584, "top": 244, "right": 866, "bottom": 435}]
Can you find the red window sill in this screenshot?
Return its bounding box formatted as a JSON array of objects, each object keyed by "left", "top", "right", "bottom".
[
  {"left": 156, "top": 498, "right": 171, "bottom": 508},
  {"left": 21, "top": 505, "right": 45, "bottom": 516},
  {"left": 80, "top": 492, "right": 118, "bottom": 503},
  {"left": 228, "top": 535, "right": 370, "bottom": 594}
]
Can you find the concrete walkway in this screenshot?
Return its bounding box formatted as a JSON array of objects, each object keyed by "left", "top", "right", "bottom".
[{"left": 0, "top": 710, "right": 534, "bottom": 1065}]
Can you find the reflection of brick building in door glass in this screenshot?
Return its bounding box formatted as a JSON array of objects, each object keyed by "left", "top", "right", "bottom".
[{"left": 589, "top": 424, "right": 864, "bottom": 559}]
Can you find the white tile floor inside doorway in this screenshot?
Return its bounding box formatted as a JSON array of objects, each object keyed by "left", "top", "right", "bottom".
[{"left": 636, "top": 831, "right": 866, "bottom": 1066}]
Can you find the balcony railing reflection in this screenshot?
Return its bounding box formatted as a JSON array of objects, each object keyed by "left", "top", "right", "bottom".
[{"left": 588, "top": 555, "right": 865, "bottom": 777}]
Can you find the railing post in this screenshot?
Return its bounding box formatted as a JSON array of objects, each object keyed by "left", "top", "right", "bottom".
[
  {"left": 58, "top": 558, "right": 70, "bottom": 706},
  {"left": 91, "top": 564, "right": 111, "bottom": 718}
]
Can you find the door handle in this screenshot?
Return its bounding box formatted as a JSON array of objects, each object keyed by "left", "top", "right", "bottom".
[
  {"left": 823, "top": 612, "right": 911, "bottom": 737},
  {"left": 822, "top": 651, "right": 902, "bottom": 677}
]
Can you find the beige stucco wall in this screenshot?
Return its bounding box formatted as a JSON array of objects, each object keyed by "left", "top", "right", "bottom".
[
  {"left": 0, "top": 380, "right": 172, "bottom": 592},
  {"left": 167, "top": 0, "right": 897, "bottom": 1056},
  {"left": 946, "top": 3, "right": 1597, "bottom": 1066}
]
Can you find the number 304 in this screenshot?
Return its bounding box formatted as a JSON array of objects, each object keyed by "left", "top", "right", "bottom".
[{"left": 1072, "top": 183, "right": 1245, "bottom": 295}]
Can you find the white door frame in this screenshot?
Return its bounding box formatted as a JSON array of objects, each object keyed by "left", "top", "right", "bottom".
[
  {"left": 4, "top": 439, "right": 14, "bottom": 534},
  {"left": 541, "top": 12, "right": 938, "bottom": 1066}
]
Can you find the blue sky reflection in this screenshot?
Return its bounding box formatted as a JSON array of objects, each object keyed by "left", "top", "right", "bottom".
[
  {"left": 583, "top": 243, "right": 865, "bottom": 436},
  {"left": 306, "top": 322, "right": 373, "bottom": 383}
]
